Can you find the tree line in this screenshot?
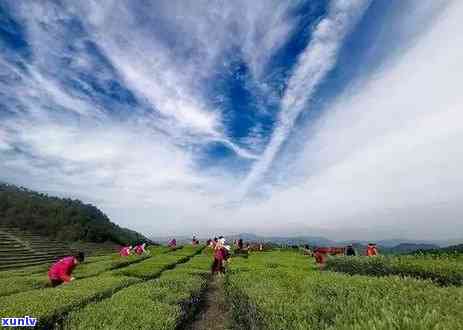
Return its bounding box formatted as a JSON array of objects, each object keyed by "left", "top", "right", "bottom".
[{"left": 0, "top": 183, "right": 147, "bottom": 245}]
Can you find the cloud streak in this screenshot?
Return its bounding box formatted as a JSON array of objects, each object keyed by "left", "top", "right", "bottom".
[
  {"left": 1, "top": 0, "right": 461, "bottom": 240},
  {"left": 241, "top": 0, "right": 371, "bottom": 196},
  {"left": 0, "top": 0, "right": 298, "bottom": 234},
  {"left": 229, "top": 0, "right": 463, "bottom": 240}
]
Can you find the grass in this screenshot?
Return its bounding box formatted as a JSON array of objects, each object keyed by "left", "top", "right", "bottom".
[
  {"left": 225, "top": 251, "right": 463, "bottom": 329},
  {"left": 325, "top": 255, "right": 463, "bottom": 286}
]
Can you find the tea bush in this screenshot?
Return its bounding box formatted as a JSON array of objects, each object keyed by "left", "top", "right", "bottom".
[
  {"left": 225, "top": 252, "right": 463, "bottom": 329},
  {"left": 0, "top": 246, "right": 205, "bottom": 328},
  {"left": 325, "top": 255, "right": 463, "bottom": 286},
  {"left": 0, "top": 275, "right": 140, "bottom": 328},
  {"left": 0, "top": 264, "right": 47, "bottom": 278},
  {"left": 114, "top": 245, "right": 204, "bottom": 279},
  {"left": 63, "top": 253, "right": 209, "bottom": 329},
  {"left": 0, "top": 246, "right": 168, "bottom": 297},
  {"left": 0, "top": 273, "right": 49, "bottom": 297}
]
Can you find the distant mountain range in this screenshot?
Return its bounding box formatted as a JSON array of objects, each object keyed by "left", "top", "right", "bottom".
[
  {"left": 372, "top": 243, "right": 441, "bottom": 254},
  {"left": 150, "top": 232, "right": 460, "bottom": 253},
  {"left": 412, "top": 243, "right": 463, "bottom": 255},
  {"left": 227, "top": 233, "right": 335, "bottom": 247},
  {"left": 150, "top": 233, "right": 334, "bottom": 246}
]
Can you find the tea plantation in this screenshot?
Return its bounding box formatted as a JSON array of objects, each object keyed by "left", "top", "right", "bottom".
[{"left": 1, "top": 246, "right": 462, "bottom": 329}]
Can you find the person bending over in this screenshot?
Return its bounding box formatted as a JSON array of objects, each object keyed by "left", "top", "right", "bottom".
[
  {"left": 366, "top": 243, "right": 379, "bottom": 256},
  {"left": 48, "top": 252, "right": 84, "bottom": 287},
  {"left": 345, "top": 245, "right": 356, "bottom": 256},
  {"left": 120, "top": 245, "right": 132, "bottom": 257}
]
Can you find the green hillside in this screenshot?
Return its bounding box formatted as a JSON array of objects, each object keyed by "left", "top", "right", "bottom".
[{"left": 0, "top": 183, "right": 147, "bottom": 245}]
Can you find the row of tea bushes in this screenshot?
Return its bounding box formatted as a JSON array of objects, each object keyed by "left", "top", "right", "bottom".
[
  {"left": 225, "top": 251, "right": 463, "bottom": 329},
  {"left": 63, "top": 251, "right": 211, "bottom": 329},
  {"left": 325, "top": 255, "right": 463, "bottom": 286},
  {"left": 0, "top": 246, "right": 168, "bottom": 297},
  {"left": 0, "top": 246, "right": 205, "bottom": 328}
]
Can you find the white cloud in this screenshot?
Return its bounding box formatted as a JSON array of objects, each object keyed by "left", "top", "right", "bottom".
[
  {"left": 71, "top": 0, "right": 301, "bottom": 139},
  {"left": 240, "top": 0, "right": 371, "bottom": 196},
  {"left": 3, "top": 0, "right": 298, "bottom": 235},
  {"left": 1, "top": 0, "right": 462, "bottom": 240},
  {"left": 232, "top": 0, "right": 463, "bottom": 240},
  {"left": 0, "top": 129, "right": 12, "bottom": 152}
]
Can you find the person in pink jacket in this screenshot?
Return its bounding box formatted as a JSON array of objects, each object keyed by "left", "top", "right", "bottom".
[
  {"left": 48, "top": 252, "right": 85, "bottom": 287},
  {"left": 120, "top": 245, "right": 132, "bottom": 257},
  {"left": 168, "top": 239, "right": 177, "bottom": 249},
  {"left": 134, "top": 243, "right": 148, "bottom": 255}
]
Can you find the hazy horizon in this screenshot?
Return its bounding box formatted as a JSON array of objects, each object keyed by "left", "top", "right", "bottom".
[
  {"left": 1, "top": 1, "right": 462, "bottom": 240},
  {"left": 147, "top": 225, "right": 463, "bottom": 244}
]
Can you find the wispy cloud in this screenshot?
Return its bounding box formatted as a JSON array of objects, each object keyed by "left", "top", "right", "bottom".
[
  {"left": 240, "top": 0, "right": 371, "bottom": 196},
  {"left": 230, "top": 0, "right": 463, "bottom": 240},
  {"left": 0, "top": 0, "right": 298, "bottom": 234},
  {"left": 1, "top": 0, "right": 461, "bottom": 240}
]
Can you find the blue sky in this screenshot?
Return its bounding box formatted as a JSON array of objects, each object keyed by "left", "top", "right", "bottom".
[{"left": 1, "top": 0, "right": 462, "bottom": 240}]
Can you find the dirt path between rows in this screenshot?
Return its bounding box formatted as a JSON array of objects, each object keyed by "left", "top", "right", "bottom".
[{"left": 183, "top": 275, "right": 231, "bottom": 330}]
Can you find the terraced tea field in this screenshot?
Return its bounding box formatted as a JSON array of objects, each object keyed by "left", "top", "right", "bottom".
[
  {"left": 0, "top": 226, "right": 119, "bottom": 271},
  {"left": 0, "top": 245, "right": 206, "bottom": 329},
  {"left": 0, "top": 226, "right": 74, "bottom": 271},
  {"left": 1, "top": 247, "right": 463, "bottom": 329}
]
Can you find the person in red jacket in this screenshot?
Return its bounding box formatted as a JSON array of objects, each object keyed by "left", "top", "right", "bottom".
[
  {"left": 48, "top": 252, "right": 85, "bottom": 287},
  {"left": 119, "top": 245, "right": 132, "bottom": 257},
  {"left": 366, "top": 243, "right": 379, "bottom": 256},
  {"left": 134, "top": 243, "right": 148, "bottom": 255},
  {"left": 211, "top": 238, "right": 226, "bottom": 275},
  {"left": 313, "top": 248, "right": 326, "bottom": 269}
]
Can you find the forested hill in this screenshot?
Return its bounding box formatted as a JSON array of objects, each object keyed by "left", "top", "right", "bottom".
[{"left": 0, "top": 183, "right": 148, "bottom": 244}]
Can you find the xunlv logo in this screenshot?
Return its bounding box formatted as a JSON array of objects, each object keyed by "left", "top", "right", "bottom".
[{"left": 2, "top": 316, "right": 37, "bottom": 327}]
